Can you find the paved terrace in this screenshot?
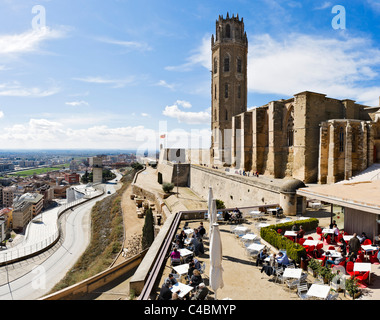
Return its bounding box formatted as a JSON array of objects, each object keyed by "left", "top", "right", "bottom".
[{"left": 136, "top": 167, "right": 380, "bottom": 300}]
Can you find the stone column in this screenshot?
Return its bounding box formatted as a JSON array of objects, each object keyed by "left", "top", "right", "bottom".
[
  {"left": 327, "top": 121, "right": 337, "bottom": 184},
  {"left": 344, "top": 122, "right": 352, "bottom": 180},
  {"left": 367, "top": 122, "right": 374, "bottom": 167},
  {"left": 318, "top": 122, "right": 329, "bottom": 184},
  {"left": 360, "top": 121, "right": 368, "bottom": 171}
]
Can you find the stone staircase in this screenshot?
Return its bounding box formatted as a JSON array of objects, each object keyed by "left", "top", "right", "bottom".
[{"left": 336, "top": 163, "right": 380, "bottom": 184}]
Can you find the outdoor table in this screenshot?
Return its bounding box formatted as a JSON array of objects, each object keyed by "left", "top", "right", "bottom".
[
  {"left": 257, "top": 223, "right": 270, "bottom": 228},
  {"left": 279, "top": 218, "right": 292, "bottom": 223},
  {"left": 361, "top": 245, "right": 378, "bottom": 253},
  {"left": 282, "top": 268, "right": 302, "bottom": 279},
  {"left": 284, "top": 231, "right": 297, "bottom": 237},
  {"left": 170, "top": 282, "right": 194, "bottom": 299},
  {"left": 179, "top": 248, "right": 193, "bottom": 258},
  {"left": 303, "top": 240, "right": 319, "bottom": 246},
  {"left": 241, "top": 233, "right": 258, "bottom": 241},
  {"left": 234, "top": 226, "right": 248, "bottom": 236},
  {"left": 311, "top": 202, "right": 321, "bottom": 209},
  {"left": 323, "top": 250, "right": 342, "bottom": 258},
  {"left": 322, "top": 228, "right": 334, "bottom": 234},
  {"left": 354, "top": 262, "right": 371, "bottom": 283},
  {"left": 172, "top": 263, "right": 189, "bottom": 276},
  {"left": 306, "top": 284, "right": 331, "bottom": 300},
  {"left": 343, "top": 235, "right": 353, "bottom": 242},
  {"left": 267, "top": 208, "right": 279, "bottom": 216},
  {"left": 249, "top": 211, "right": 263, "bottom": 220},
  {"left": 184, "top": 229, "right": 194, "bottom": 236},
  {"left": 246, "top": 243, "right": 265, "bottom": 252},
  {"left": 297, "top": 217, "right": 309, "bottom": 220}
]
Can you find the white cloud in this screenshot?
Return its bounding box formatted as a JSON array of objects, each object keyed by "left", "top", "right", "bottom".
[
  {"left": 0, "top": 111, "right": 4, "bottom": 119},
  {"left": 313, "top": 2, "right": 332, "bottom": 10},
  {"left": 165, "top": 34, "right": 211, "bottom": 71},
  {"left": 162, "top": 100, "right": 210, "bottom": 124},
  {"left": 248, "top": 33, "right": 380, "bottom": 106},
  {"left": 141, "top": 113, "right": 150, "bottom": 117},
  {"left": 65, "top": 100, "right": 89, "bottom": 107},
  {"left": 367, "top": 0, "right": 380, "bottom": 14},
  {"left": 0, "top": 81, "right": 60, "bottom": 97},
  {"left": 176, "top": 100, "right": 192, "bottom": 108},
  {"left": 73, "top": 76, "right": 135, "bottom": 88},
  {"left": 0, "top": 26, "right": 66, "bottom": 56},
  {"left": 156, "top": 80, "right": 175, "bottom": 90},
  {"left": 97, "top": 37, "right": 152, "bottom": 52}
]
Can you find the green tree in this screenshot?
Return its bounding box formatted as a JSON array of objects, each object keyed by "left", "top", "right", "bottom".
[
  {"left": 142, "top": 208, "right": 155, "bottom": 249},
  {"left": 216, "top": 199, "right": 225, "bottom": 209}
]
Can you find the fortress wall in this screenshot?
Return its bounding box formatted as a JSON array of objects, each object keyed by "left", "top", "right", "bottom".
[{"left": 189, "top": 165, "right": 280, "bottom": 208}]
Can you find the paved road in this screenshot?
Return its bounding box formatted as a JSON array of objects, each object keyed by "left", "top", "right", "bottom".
[{"left": 0, "top": 172, "right": 122, "bottom": 300}]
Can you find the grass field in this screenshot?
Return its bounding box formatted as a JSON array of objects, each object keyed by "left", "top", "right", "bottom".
[{"left": 9, "top": 166, "right": 67, "bottom": 177}]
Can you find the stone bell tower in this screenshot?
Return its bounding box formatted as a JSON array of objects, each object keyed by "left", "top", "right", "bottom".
[{"left": 210, "top": 13, "right": 248, "bottom": 166}]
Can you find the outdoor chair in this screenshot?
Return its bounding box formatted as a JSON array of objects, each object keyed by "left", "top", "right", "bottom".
[
  {"left": 286, "top": 278, "right": 300, "bottom": 290},
  {"left": 297, "top": 283, "right": 309, "bottom": 300},
  {"left": 356, "top": 271, "right": 370, "bottom": 288},
  {"left": 274, "top": 267, "right": 285, "bottom": 284},
  {"left": 363, "top": 239, "right": 372, "bottom": 245},
  {"left": 326, "top": 292, "right": 339, "bottom": 300}
]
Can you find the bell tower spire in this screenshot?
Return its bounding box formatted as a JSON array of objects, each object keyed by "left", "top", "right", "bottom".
[{"left": 210, "top": 13, "right": 248, "bottom": 165}]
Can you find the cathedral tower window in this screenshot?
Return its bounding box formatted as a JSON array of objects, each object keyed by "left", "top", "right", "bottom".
[
  {"left": 226, "top": 24, "right": 231, "bottom": 38},
  {"left": 214, "top": 58, "right": 217, "bottom": 74},
  {"left": 237, "top": 58, "right": 242, "bottom": 73},
  {"left": 224, "top": 56, "right": 230, "bottom": 72},
  {"left": 286, "top": 107, "right": 294, "bottom": 147},
  {"left": 225, "top": 83, "right": 229, "bottom": 98}
]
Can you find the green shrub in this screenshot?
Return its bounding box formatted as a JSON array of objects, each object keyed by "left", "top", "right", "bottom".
[
  {"left": 215, "top": 199, "right": 225, "bottom": 209},
  {"left": 162, "top": 182, "right": 174, "bottom": 193},
  {"left": 260, "top": 218, "right": 319, "bottom": 263}
]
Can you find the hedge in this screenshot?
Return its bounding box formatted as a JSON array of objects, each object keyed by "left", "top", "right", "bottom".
[{"left": 260, "top": 218, "right": 319, "bottom": 263}]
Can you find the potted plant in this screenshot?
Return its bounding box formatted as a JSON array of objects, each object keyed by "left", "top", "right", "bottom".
[
  {"left": 345, "top": 276, "right": 361, "bottom": 300},
  {"left": 307, "top": 258, "right": 320, "bottom": 277},
  {"left": 318, "top": 266, "right": 334, "bottom": 284}
]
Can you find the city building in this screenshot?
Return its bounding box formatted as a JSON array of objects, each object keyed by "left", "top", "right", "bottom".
[
  {"left": 15, "top": 193, "right": 44, "bottom": 216},
  {"left": 2, "top": 187, "right": 14, "bottom": 208},
  {"left": 64, "top": 172, "right": 80, "bottom": 185},
  {"left": 12, "top": 200, "right": 33, "bottom": 230}
]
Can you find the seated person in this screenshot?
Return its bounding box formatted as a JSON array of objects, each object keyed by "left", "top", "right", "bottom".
[
  {"left": 158, "top": 280, "right": 173, "bottom": 300},
  {"left": 296, "top": 226, "right": 305, "bottom": 239},
  {"left": 325, "top": 253, "right": 345, "bottom": 267},
  {"left": 223, "top": 211, "right": 231, "bottom": 222},
  {"left": 332, "top": 224, "right": 339, "bottom": 242},
  {"left": 232, "top": 207, "right": 242, "bottom": 219},
  {"left": 189, "top": 257, "right": 202, "bottom": 271},
  {"left": 189, "top": 269, "right": 203, "bottom": 288},
  {"left": 170, "top": 248, "right": 181, "bottom": 264},
  {"left": 194, "top": 228, "right": 202, "bottom": 241},
  {"left": 187, "top": 262, "right": 196, "bottom": 280},
  {"left": 164, "top": 273, "right": 178, "bottom": 286},
  {"left": 176, "top": 230, "right": 187, "bottom": 247},
  {"left": 255, "top": 249, "right": 268, "bottom": 267},
  {"left": 197, "top": 222, "right": 206, "bottom": 238},
  {"left": 358, "top": 232, "right": 368, "bottom": 244},
  {"left": 276, "top": 251, "right": 290, "bottom": 268},
  {"left": 191, "top": 283, "right": 209, "bottom": 300}
]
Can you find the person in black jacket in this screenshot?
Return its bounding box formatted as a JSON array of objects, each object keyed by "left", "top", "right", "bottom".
[
  {"left": 158, "top": 280, "right": 173, "bottom": 300},
  {"left": 189, "top": 269, "right": 203, "bottom": 288}
]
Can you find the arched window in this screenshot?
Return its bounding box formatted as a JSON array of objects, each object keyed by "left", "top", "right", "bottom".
[
  {"left": 352, "top": 129, "right": 356, "bottom": 153},
  {"left": 339, "top": 127, "right": 344, "bottom": 152},
  {"left": 214, "top": 84, "right": 217, "bottom": 100},
  {"left": 237, "top": 58, "right": 242, "bottom": 73},
  {"left": 226, "top": 24, "right": 231, "bottom": 38},
  {"left": 238, "top": 84, "right": 241, "bottom": 99},
  {"left": 224, "top": 56, "right": 230, "bottom": 72},
  {"left": 286, "top": 108, "right": 294, "bottom": 147},
  {"left": 225, "top": 110, "right": 228, "bottom": 121},
  {"left": 224, "top": 83, "right": 229, "bottom": 98},
  {"left": 213, "top": 58, "right": 217, "bottom": 74}
]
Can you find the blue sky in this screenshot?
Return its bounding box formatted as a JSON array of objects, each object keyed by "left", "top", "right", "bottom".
[{"left": 0, "top": 0, "right": 380, "bottom": 152}]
